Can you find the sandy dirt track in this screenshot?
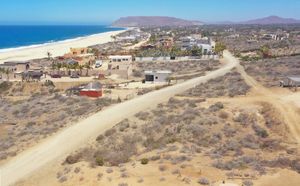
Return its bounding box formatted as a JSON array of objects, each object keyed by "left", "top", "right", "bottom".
[
  {"left": 235, "top": 63, "right": 300, "bottom": 144},
  {"left": 0, "top": 51, "right": 238, "bottom": 186}
]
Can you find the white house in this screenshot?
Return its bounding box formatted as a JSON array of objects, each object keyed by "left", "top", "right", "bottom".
[
  {"left": 108, "top": 55, "right": 132, "bottom": 62},
  {"left": 144, "top": 70, "right": 172, "bottom": 83},
  {"left": 197, "top": 44, "right": 213, "bottom": 54}
]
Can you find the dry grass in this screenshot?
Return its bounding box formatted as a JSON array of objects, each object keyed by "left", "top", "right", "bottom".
[
  {"left": 0, "top": 82, "right": 118, "bottom": 161},
  {"left": 241, "top": 55, "right": 300, "bottom": 87},
  {"left": 179, "top": 70, "right": 250, "bottom": 98}
]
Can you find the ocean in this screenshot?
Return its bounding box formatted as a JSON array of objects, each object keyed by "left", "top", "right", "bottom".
[{"left": 0, "top": 25, "right": 124, "bottom": 50}]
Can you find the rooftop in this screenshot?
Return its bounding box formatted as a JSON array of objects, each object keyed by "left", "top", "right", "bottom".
[
  {"left": 109, "top": 55, "right": 132, "bottom": 59},
  {"left": 145, "top": 70, "right": 172, "bottom": 74},
  {"left": 287, "top": 76, "right": 300, "bottom": 83}
]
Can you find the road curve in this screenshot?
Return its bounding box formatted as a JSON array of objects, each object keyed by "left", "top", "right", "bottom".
[{"left": 0, "top": 51, "right": 237, "bottom": 186}]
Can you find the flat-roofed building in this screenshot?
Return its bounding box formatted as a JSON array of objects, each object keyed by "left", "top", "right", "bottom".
[
  {"left": 0, "top": 61, "right": 30, "bottom": 73},
  {"left": 144, "top": 70, "right": 172, "bottom": 83},
  {"left": 108, "top": 55, "right": 132, "bottom": 62}
]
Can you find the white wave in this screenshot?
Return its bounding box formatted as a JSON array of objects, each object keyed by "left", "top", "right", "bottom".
[{"left": 0, "top": 29, "right": 126, "bottom": 53}]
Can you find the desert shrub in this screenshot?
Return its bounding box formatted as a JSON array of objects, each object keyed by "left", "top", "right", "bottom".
[
  {"left": 240, "top": 134, "right": 259, "bottom": 149},
  {"left": 159, "top": 165, "right": 167, "bottom": 172},
  {"left": 118, "top": 183, "right": 128, "bottom": 186},
  {"left": 116, "top": 120, "right": 130, "bottom": 132},
  {"left": 0, "top": 81, "right": 12, "bottom": 93},
  {"left": 106, "top": 168, "right": 113, "bottom": 174},
  {"left": 243, "top": 180, "right": 253, "bottom": 186},
  {"left": 120, "top": 172, "right": 129, "bottom": 178},
  {"left": 96, "top": 134, "right": 105, "bottom": 142},
  {"left": 141, "top": 158, "right": 149, "bottom": 165},
  {"left": 65, "top": 154, "right": 81, "bottom": 164},
  {"left": 172, "top": 169, "right": 181, "bottom": 175},
  {"left": 209, "top": 102, "right": 224, "bottom": 112},
  {"left": 104, "top": 128, "right": 116, "bottom": 137},
  {"left": 135, "top": 111, "right": 150, "bottom": 120},
  {"left": 222, "top": 124, "right": 236, "bottom": 137},
  {"left": 74, "top": 167, "right": 81, "bottom": 173},
  {"left": 225, "top": 139, "right": 241, "bottom": 151},
  {"left": 260, "top": 138, "right": 281, "bottom": 150},
  {"left": 150, "top": 155, "right": 161, "bottom": 161},
  {"left": 219, "top": 111, "right": 229, "bottom": 119},
  {"left": 95, "top": 156, "right": 104, "bottom": 166},
  {"left": 95, "top": 98, "right": 115, "bottom": 107},
  {"left": 198, "top": 177, "right": 210, "bottom": 185},
  {"left": 252, "top": 124, "right": 268, "bottom": 138},
  {"left": 233, "top": 112, "right": 256, "bottom": 126},
  {"left": 291, "top": 161, "right": 300, "bottom": 173}
]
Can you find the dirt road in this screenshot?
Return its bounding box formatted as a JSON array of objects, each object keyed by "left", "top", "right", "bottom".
[
  {"left": 0, "top": 51, "right": 238, "bottom": 186},
  {"left": 235, "top": 62, "right": 300, "bottom": 144}
]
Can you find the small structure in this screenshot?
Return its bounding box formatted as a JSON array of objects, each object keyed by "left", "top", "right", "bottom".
[
  {"left": 64, "top": 47, "right": 96, "bottom": 65},
  {"left": 108, "top": 62, "right": 133, "bottom": 79},
  {"left": 280, "top": 76, "right": 300, "bottom": 88},
  {"left": 157, "top": 37, "right": 174, "bottom": 48},
  {"left": 144, "top": 70, "right": 172, "bottom": 83},
  {"left": 0, "top": 61, "right": 30, "bottom": 73},
  {"left": 109, "top": 55, "right": 132, "bottom": 63},
  {"left": 79, "top": 82, "right": 103, "bottom": 98}
]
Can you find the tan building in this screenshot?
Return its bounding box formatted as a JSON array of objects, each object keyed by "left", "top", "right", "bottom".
[
  {"left": 108, "top": 55, "right": 133, "bottom": 63},
  {"left": 157, "top": 37, "right": 174, "bottom": 48},
  {"left": 107, "top": 62, "right": 133, "bottom": 79},
  {"left": 64, "top": 47, "right": 96, "bottom": 65},
  {"left": 0, "top": 61, "right": 30, "bottom": 73}
]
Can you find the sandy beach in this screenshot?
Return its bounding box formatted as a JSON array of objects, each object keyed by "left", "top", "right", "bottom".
[{"left": 0, "top": 30, "right": 126, "bottom": 64}]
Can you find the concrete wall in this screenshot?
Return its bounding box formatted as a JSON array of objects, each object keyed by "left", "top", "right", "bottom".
[{"left": 135, "top": 55, "right": 219, "bottom": 62}]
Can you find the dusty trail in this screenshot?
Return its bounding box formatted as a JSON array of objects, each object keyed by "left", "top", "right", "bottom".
[
  {"left": 236, "top": 60, "right": 300, "bottom": 144},
  {"left": 0, "top": 51, "right": 237, "bottom": 186}
]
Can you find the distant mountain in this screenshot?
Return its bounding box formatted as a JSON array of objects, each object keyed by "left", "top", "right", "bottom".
[
  {"left": 240, "top": 16, "right": 300, "bottom": 25},
  {"left": 112, "top": 16, "right": 203, "bottom": 27}
]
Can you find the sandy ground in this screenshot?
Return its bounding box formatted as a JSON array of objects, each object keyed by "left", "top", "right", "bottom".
[
  {"left": 235, "top": 63, "right": 300, "bottom": 144},
  {"left": 0, "top": 51, "right": 238, "bottom": 186},
  {"left": 0, "top": 30, "right": 126, "bottom": 64}
]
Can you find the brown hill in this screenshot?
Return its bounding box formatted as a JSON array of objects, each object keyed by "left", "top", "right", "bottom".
[{"left": 112, "top": 16, "right": 203, "bottom": 27}]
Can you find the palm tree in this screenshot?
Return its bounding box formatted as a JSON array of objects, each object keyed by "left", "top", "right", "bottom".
[
  {"left": 78, "top": 65, "right": 84, "bottom": 76},
  {"left": 47, "top": 51, "right": 52, "bottom": 60},
  {"left": 215, "top": 42, "right": 226, "bottom": 57},
  {"left": 84, "top": 63, "right": 91, "bottom": 77},
  {"left": 0, "top": 68, "right": 4, "bottom": 79},
  {"left": 5, "top": 69, "right": 10, "bottom": 81},
  {"left": 73, "top": 63, "right": 79, "bottom": 75}
]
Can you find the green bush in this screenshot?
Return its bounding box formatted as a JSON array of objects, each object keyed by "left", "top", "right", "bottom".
[
  {"left": 96, "top": 156, "right": 104, "bottom": 166},
  {"left": 141, "top": 158, "right": 149, "bottom": 165}
]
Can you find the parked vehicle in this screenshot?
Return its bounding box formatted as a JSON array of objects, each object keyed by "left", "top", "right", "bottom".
[
  {"left": 95, "top": 60, "right": 103, "bottom": 68},
  {"left": 51, "top": 74, "right": 62, "bottom": 78},
  {"left": 70, "top": 74, "right": 79, "bottom": 78}
]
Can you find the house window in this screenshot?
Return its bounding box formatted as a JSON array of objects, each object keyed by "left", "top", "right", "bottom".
[{"left": 155, "top": 76, "right": 158, "bottom": 79}]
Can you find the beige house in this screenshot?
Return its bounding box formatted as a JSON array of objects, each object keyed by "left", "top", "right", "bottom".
[
  {"left": 0, "top": 61, "right": 30, "bottom": 73},
  {"left": 108, "top": 62, "right": 133, "bottom": 79},
  {"left": 64, "top": 47, "right": 96, "bottom": 65}
]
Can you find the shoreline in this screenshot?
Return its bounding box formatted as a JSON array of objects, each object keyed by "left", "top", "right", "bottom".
[{"left": 0, "top": 29, "right": 127, "bottom": 64}]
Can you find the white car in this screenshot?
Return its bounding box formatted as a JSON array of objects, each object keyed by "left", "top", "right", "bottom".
[{"left": 95, "top": 60, "right": 103, "bottom": 68}]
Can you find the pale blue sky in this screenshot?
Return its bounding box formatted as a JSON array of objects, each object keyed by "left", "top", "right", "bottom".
[{"left": 0, "top": 0, "right": 299, "bottom": 25}]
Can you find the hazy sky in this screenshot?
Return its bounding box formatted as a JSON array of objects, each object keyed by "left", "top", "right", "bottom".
[{"left": 0, "top": 0, "right": 299, "bottom": 25}]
